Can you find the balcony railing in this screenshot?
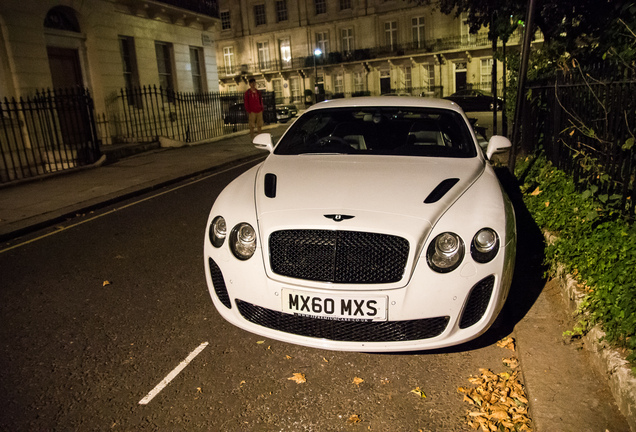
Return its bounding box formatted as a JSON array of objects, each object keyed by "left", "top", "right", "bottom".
[
  {"left": 219, "top": 31, "right": 522, "bottom": 79},
  {"left": 156, "top": 0, "right": 218, "bottom": 17}
]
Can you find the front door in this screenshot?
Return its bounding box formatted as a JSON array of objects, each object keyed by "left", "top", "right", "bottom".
[
  {"left": 47, "top": 46, "right": 90, "bottom": 149},
  {"left": 454, "top": 62, "right": 467, "bottom": 93},
  {"left": 47, "top": 47, "right": 83, "bottom": 89}
]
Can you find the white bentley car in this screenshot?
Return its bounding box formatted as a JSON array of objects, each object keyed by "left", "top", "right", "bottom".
[{"left": 204, "top": 97, "right": 516, "bottom": 352}]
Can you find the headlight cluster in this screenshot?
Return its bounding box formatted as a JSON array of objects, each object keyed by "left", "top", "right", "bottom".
[
  {"left": 209, "top": 217, "right": 257, "bottom": 260},
  {"left": 427, "top": 228, "right": 499, "bottom": 273}
]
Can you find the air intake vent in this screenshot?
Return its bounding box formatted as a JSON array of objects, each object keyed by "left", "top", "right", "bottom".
[
  {"left": 424, "top": 178, "right": 459, "bottom": 204},
  {"left": 264, "top": 173, "right": 277, "bottom": 198}
]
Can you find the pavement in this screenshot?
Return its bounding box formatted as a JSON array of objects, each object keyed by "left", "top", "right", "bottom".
[{"left": 0, "top": 124, "right": 633, "bottom": 431}]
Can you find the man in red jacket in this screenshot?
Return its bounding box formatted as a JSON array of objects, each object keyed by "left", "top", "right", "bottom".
[{"left": 244, "top": 78, "right": 264, "bottom": 140}]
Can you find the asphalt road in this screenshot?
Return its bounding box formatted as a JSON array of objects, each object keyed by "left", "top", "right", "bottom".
[
  {"left": 0, "top": 160, "right": 531, "bottom": 431},
  {"left": 0, "top": 156, "right": 628, "bottom": 431}
]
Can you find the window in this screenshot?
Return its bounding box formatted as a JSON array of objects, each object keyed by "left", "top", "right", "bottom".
[
  {"left": 340, "top": 0, "right": 352, "bottom": 10},
  {"left": 155, "top": 41, "right": 174, "bottom": 90},
  {"left": 384, "top": 21, "right": 397, "bottom": 49},
  {"left": 316, "top": 31, "right": 329, "bottom": 55},
  {"left": 223, "top": 46, "right": 235, "bottom": 75},
  {"left": 273, "top": 79, "right": 283, "bottom": 103},
  {"left": 279, "top": 38, "right": 292, "bottom": 69},
  {"left": 412, "top": 17, "right": 425, "bottom": 48},
  {"left": 334, "top": 72, "right": 344, "bottom": 94},
  {"left": 190, "top": 47, "right": 206, "bottom": 93},
  {"left": 257, "top": 41, "right": 270, "bottom": 70},
  {"left": 220, "top": 11, "right": 231, "bottom": 30},
  {"left": 404, "top": 66, "right": 412, "bottom": 91},
  {"left": 341, "top": 28, "right": 354, "bottom": 54},
  {"left": 290, "top": 77, "right": 300, "bottom": 102},
  {"left": 354, "top": 72, "right": 365, "bottom": 93},
  {"left": 119, "top": 36, "right": 141, "bottom": 107},
  {"left": 315, "top": 0, "right": 326, "bottom": 15},
  {"left": 481, "top": 58, "right": 493, "bottom": 88},
  {"left": 423, "top": 64, "right": 435, "bottom": 92},
  {"left": 461, "top": 13, "right": 475, "bottom": 44},
  {"left": 227, "top": 84, "right": 237, "bottom": 93},
  {"left": 254, "top": 4, "right": 266, "bottom": 26},
  {"left": 275, "top": 0, "right": 288, "bottom": 22}
]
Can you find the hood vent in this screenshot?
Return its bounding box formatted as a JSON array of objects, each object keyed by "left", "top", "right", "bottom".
[
  {"left": 264, "top": 173, "right": 277, "bottom": 198},
  {"left": 424, "top": 178, "right": 459, "bottom": 204}
]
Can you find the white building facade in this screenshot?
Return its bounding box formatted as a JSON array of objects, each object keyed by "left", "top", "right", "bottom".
[
  {"left": 214, "top": 0, "right": 527, "bottom": 104},
  {"left": 0, "top": 0, "right": 220, "bottom": 116}
]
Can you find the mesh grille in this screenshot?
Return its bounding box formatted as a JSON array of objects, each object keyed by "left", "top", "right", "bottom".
[
  {"left": 236, "top": 300, "right": 449, "bottom": 342},
  {"left": 269, "top": 230, "right": 409, "bottom": 283},
  {"left": 459, "top": 275, "right": 495, "bottom": 329},
  {"left": 208, "top": 258, "right": 231, "bottom": 309}
]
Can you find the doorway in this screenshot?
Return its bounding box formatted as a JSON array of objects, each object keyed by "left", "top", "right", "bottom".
[
  {"left": 454, "top": 62, "right": 467, "bottom": 93},
  {"left": 47, "top": 46, "right": 91, "bottom": 150}
]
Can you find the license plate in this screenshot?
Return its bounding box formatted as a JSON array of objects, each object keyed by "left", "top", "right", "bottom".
[{"left": 282, "top": 289, "right": 387, "bottom": 321}]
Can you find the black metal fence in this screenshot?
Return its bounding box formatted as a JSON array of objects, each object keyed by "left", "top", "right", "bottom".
[
  {"left": 0, "top": 88, "right": 100, "bottom": 184},
  {"left": 109, "top": 86, "right": 277, "bottom": 143},
  {"left": 522, "top": 73, "right": 636, "bottom": 220}
]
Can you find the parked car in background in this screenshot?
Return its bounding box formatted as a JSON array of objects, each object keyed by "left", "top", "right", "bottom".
[
  {"left": 444, "top": 89, "right": 503, "bottom": 112},
  {"left": 204, "top": 97, "right": 516, "bottom": 352},
  {"left": 275, "top": 104, "right": 298, "bottom": 123}
]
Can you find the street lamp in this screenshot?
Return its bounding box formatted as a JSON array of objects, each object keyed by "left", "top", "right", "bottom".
[{"left": 313, "top": 48, "right": 322, "bottom": 104}]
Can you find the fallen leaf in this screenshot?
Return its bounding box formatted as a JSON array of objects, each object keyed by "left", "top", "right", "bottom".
[
  {"left": 285, "top": 355, "right": 292, "bottom": 360},
  {"left": 352, "top": 377, "right": 364, "bottom": 386},
  {"left": 545, "top": 201, "right": 550, "bottom": 207},
  {"left": 288, "top": 373, "right": 306, "bottom": 384},
  {"left": 503, "top": 357, "right": 519, "bottom": 369},
  {"left": 256, "top": 340, "right": 265, "bottom": 344},
  {"left": 103, "top": 280, "right": 111, "bottom": 286},
  {"left": 323, "top": 357, "right": 329, "bottom": 363},
  {"left": 530, "top": 187, "right": 542, "bottom": 196},
  {"left": 196, "top": 387, "right": 202, "bottom": 394},
  {"left": 496, "top": 337, "right": 516, "bottom": 351},
  {"left": 410, "top": 387, "right": 426, "bottom": 398},
  {"left": 347, "top": 414, "right": 362, "bottom": 424}
]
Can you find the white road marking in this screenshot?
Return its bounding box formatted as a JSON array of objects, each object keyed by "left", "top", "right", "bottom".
[{"left": 139, "top": 341, "right": 209, "bottom": 405}]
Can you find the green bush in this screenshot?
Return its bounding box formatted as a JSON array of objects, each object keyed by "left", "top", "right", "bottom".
[{"left": 516, "top": 154, "right": 636, "bottom": 365}]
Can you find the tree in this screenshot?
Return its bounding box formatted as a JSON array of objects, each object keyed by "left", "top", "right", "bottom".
[{"left": 409, "top": 0, "right": 635, "bottom": 63}]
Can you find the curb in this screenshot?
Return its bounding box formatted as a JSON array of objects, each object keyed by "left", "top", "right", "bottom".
[{"left": 551, "top": 241, "right": 636, "bottom": 431}]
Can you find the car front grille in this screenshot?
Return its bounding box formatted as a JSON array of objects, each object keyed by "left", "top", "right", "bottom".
[
  {"left": 236, "top": 299, "right": 449, "bottom": 342},
  {"left": 459, "top": 275, "right": 495, "bottom": 329},
  {"left": 269, "top": 229, "right": 409, "bottom": 284}
]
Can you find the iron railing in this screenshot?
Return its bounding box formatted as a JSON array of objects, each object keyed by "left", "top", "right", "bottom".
[
  {"left": 522, "top": 73, "right": 636, "bottom": 220},
  {"left": 0, "top": 88, "right": 100, "bottom": 184},
  {"left": 109, "top": 86, "right": 277, "bottom": 143}
]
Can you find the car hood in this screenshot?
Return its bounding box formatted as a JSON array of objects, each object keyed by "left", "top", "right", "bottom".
[{"left": 254, "top": 154, "right": 484, "bottom": 233}]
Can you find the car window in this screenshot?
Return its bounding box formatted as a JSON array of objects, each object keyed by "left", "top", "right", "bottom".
[{"left": 274, "top": 107, "right": 477, "bottom": 158}]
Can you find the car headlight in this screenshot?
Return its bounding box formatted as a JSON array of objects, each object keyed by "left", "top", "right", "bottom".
[
  {"left": 471, "top": 228, "right": 499, "bottom": 263},
  {"left": 427, "top": 232, "right": 465, "bottom": 273},
  {"left": 230, "top": 223, "right": 257, "bottom": 260},
  {"left": 209, "top": 216, "right": 226, "bottom": 248}
]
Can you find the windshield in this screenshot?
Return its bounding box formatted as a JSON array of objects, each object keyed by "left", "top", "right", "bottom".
[{"left": 274, "top": 107, "right": 477, "bottom": 158}]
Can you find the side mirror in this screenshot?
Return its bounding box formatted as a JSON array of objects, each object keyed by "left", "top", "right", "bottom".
[
  {"left": 253, "top": 133, "right": 274, "bottom": 153},
  {"left": 486, "top": 135, "right": 512, "bottom": 160}
]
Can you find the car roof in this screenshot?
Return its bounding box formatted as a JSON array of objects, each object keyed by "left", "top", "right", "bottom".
[{"left": 305, "top": 96, "right": 464, "bottom": 114}]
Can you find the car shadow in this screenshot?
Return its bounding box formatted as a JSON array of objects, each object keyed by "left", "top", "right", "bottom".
[{"left": 389, "top": 164, "right": 549, "bottom": 356}]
